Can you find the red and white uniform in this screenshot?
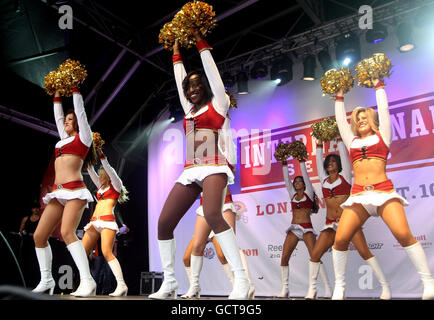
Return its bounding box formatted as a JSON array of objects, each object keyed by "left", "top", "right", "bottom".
[
  {"left": 316, "top": 140, "right": 352, "bottom": 231},
  {"left": 282, "top": 162, "right": 317, "bottom": 239},
  {"left": 42, "top": 91, "right": 94, "bottom": 207},
  {"left": 84, "top": 157, "right": 123, "bottom": 233},
  {"left": 334, "top": 82, "right": 408, "bottom": 216},
  {"left": 173, "top": 40, "right": 236, "bottom": 188}
]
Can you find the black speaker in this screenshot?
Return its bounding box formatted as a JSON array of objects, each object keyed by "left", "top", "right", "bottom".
[{"left": 139, "top": 271, "right": 163, "bottom": 295}]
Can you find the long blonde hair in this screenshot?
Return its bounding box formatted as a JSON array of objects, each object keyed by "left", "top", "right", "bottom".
[
  {"left": 350, "top": 107, "right": 379, "bottom": 136},
  {"left": 118, "top": 186, "right": 130, "bottom": 204}
]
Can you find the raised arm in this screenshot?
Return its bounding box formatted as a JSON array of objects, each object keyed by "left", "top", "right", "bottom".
[
  {"left": 53, "top": 91, "right": 68, "bottom": 139},
  {"left": 373, "top": 79, "right": 392, "bottom": 148},
  {"left": 172, "top": 40, "right": 192, "bottom": 114},
  {"left": 315, "top": 141, "right": 327, "bottom": 183},
  {"left": 299, "top": 161, "right": 314, "bottom": 200},
  {"left": 72, "top": 89, "right": 92, "bottom": 147},
  {"left": 100, "top": 154, "right": 123, "bottom": 193},
  {"left": 87, "top": 164, "right": 101, "bottom": 189},
  {"left": 335, "top": 89, "right": 355, "bottom": 150},
  {"left": 282, "top": 163, "right": 296, "bottom": 198},
  {"left": 337, "top": 138, "right": 352, "bottom": 184},
  {"left": 194, "top": 31, "right": 230, "bottom": 117}
]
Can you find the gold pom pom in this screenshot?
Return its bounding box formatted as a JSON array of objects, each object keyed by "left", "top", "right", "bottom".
[
  {"left": 158, "top": 21, "right": 177, "bottom": 51},
  {"left": 320, "top": 68, "right": 354, "bottom": 100},
  {"left": 159, "top": 1, "right": 217, "bottom": 50},
  {"left": 274, "top": 142, "right": 291, "bottom": 162},
  {"left": 176, "top": 1, "right": 217, "bottom": 49},
  {"left": 92, "top": 132, "right": 105, "bottom": 151},
  {"left": 288, "top": 140, "right": 309, "bottom": 161},
  {"left": 43, "top": 71, "right": 60, "bottom": 96},
  {"left": 310, "top": 118, "right": 340, "bottom": 142},
  {"left": 43, "top": 59, "right": 87, "bottom": 96},
  {"left": 354, "top": 53, "right": 392, "bottom": 88}
]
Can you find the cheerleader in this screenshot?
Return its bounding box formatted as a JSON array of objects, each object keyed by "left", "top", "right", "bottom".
[
  {"left": 149, "top": 30, "right": 249, "bottom": 299},
  {"left": 331, "top": 78, "right": 434, "bottom": 299},
  {"left": 278, "top": 156, "right": 330, "bottom": 298},
  {"left": 181, "top": 187, "right": 255, "bottom": 299},
  {"left": 305, "top": 137, "right": 390, "bottom": 299},
  {"left": 82, "top": 148, "right": 129, "bottom": 296},
  {"left": 33, "top": 89, "right": 98, "bottom": 296}
]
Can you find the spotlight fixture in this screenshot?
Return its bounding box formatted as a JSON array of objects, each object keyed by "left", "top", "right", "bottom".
[
  {"left": 302, "top": 55, "right": 316, "bottom": 81},
  {"left": 250, "top": 61, "right": 268, "bottom": 79},
  {"left": 335, "top": 33, "right": 361, "bottom": 68},
  {"left": 365, "top": 23, "right": 388, "bottom": 44},
  {"left": 222, "top": 71, "right": 235, "bottom": 89},
  {"left": 317, "top": 48, "right": 334, "bottom": 72},
  {"left": 270, "top": 55, "right": 293, "bottom": 86},
  {"left": 396, "top": 22, "right": 415, "bottom": 52},
  {"left": 236, "top": 70, "right": 249, "bottom": 94}
]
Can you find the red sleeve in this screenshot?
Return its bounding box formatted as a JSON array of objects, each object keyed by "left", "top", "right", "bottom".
[
  {"left": 195, "top": 40, "right": 212, "bottom": 53},
  {"left": 374, "top": 80, "right": 386, "bottom": 90},
  {"left": 172, "top": 54, "right": 183, "bottom": 65}
]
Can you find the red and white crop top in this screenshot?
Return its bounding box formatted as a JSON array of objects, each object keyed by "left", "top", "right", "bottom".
[
  {"left": 282, "top": 160, "right": 315, "bottom": 212},
  {"left": 316, "top": 140, "right": 353, "bottom": 198},
  {"left": 290, "top": 192, "right": 314, "bottom": 210},
  {"left": 55, "top": 134, "right": 89, "bottom": 159},
  {"left": 53, "top": 91, "right": 92, "bottom": 160},
  {"left": 349, "top": 131, "right": 389, "bottom": 164},
  {"left": 96, "top": 184, "right": 121, "bottom": 201},
  {"left": 322, "top": 175, "right": 352, "bottom": 198},
  {"left": 87, "top": 156, "right": 123, "bottom": 202},
  {"left": 334, "top": 81, "right": 392, "bottom": 161},
  {"left": 182, "top": 102, "right": 226, "bottom": 134}
]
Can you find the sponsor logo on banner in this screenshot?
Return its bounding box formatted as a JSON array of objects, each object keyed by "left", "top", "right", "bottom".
[
  {"left": 203, "top": 246, "right": 215, "bottom": 259},
  {"left": 237, "top": 92, "right": 434, "bottom": 194},
  {"left": 348, "top": 242, "right": 384, "bottom": 251},
  {"left": 393, "top": 234, "right": 432, "bottom": 250},
  {"left": 234, "top": 201, "right": 249, "bottom": 223},
  {"left": 267, "top": 243, "right": 297, "bottom": 259},
  {"left": 242, "top": 248, "right": 259, "bottom": 257}
]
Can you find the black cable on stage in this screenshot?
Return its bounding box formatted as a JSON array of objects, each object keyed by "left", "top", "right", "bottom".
[{"left": 0, "top": 231, "right": 26, "bottom": 287}]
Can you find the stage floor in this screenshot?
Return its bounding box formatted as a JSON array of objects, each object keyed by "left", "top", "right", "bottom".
[{"left": 54, "top": 294, "right": 414, "bottom": 300}]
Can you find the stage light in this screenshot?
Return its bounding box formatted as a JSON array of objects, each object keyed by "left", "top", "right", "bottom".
[
  {"left": 396, "top": 22, "right": 415, "bottom": 52},
  {"left": 335, "top": 33, "right": 361, "bottom": 68},
  {"left": 317, "top": 48, "right": 334, "bottom": 72},
  {"left": 236, "top": 70, "right": 249, "bottom": 94},
  {"left": 365, "top": 23, "right": 388, "bottom": 44},
  {"left": 274, "top": 79, "right": 281, "bottom": 85},
  {"left": 270, "top": 55, "right": 293, "bottom": 86},
  {"left": 222, "top": 71, "right": 235, "bottom": 89},
  {"left": 169, "top": 117, "right": 175, "bottom": 122},
  {"left": 302, "top": 55, "right": 316, "bottom": 81},
  {"left": 250, "top": 61, "right": 268, "bottom": 79}
]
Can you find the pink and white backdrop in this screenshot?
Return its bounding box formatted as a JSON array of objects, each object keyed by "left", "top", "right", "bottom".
[{"left": 147, "top": 25, "right": 434, "bottom": 298}]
